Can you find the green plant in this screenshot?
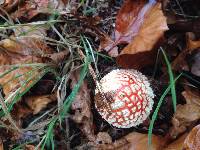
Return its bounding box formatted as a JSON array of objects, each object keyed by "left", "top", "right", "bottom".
[
  {"left": 148, "top": 47, "right": 180, "bottom": 147},
  {"left": 37, "top": 36, "right": 92, "bottom": 150}
]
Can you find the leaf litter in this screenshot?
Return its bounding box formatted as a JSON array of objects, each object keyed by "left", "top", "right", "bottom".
[{"left": 0, "top": 0, "right": 200, "bottom": 149}]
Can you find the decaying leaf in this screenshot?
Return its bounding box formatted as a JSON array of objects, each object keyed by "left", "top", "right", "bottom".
[
  {"left": 102, "top": 0, "right": 168, "bottom": 57},
  {"left": 25, "top": 145, "right": 37, "bottom": 150},
  {"left": 26, "top": 94, "right": 57, "bottom": 114},
  {"left": 0, "top": 0, "right": 19, "bottom": 13},
  {"left": 92, "top": 132, "right": 166, "bottom": 150},
  {"left": 187, "top": 33, "right": 200, "bottom": 51},
  {"left": 115, "top": 0, "right": 146, "bottom": 44},
  {"left": 0, "top": 37, "right": 53, "bottom": 102},
  {"left": 11, "top": 0, "right": 66, "bottom": 20},
  {"left": 98, "top": 32, "right": 118, "bottom": 57},
  {"left": 163, "top": 133, "right": 188, "bottom": 150},
  {"left": 120, "top": 2, "right": 168, "bottom": 55},
  {"left": 170, "top": 90, "right": 200, "bottom": 138},
  {"left": 70, "top": 70, "right": 95, "bottom": 141},
  {"left": 183, "top": 124, "right": 200, "bottom": 150},
  {"left": 95, "top": 132, "right": 112, "bottom": 145}
]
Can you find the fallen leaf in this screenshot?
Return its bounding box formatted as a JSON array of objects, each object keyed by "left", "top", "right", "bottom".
[
  {"left": 163, "top": 133, "right": 188, "bottom": 150},
  {"left": 92, "top": 132, "right": 167, "bottom": 150},
  {"left": 115, "top": 0, "right": 146, "bottom": 44},
  {"left": 99, "top": 33, "right": 119, "bottom": 57},
  {"left": 103, "top": 0, "right": 168, "bottom": 57},
  {"left": 0, "top": 0, "right": 19, "bottom": 13},
  {"left": 187, "top": 35, "right": 200, "bottom": 51},
  {"left": 25, "top": 145, "right": 36, "bottom": 150},
  {"left": 11, "top": 0, "right": 66, "bottom": 20},
  {"left": 70, "top": 70, "right": 95, "bottom": 141},
  {"left": 95, "top": 132, "right": 112, "bottom": 145},
  {"left": 183, "top": 124, "right": 200, "bottom": 150},
  {"left": 125, "top": 132, "right": 166, "bottom": 150},
  {"left": 170, "top": 90, "right": 200, "bottom": 138},
  {"left": 116, "top": 50, "right": 157, "bottom": 69},
  {"left": 26, "top": 94, "right": 57, "bottom": 114},
  {"left": 120, "top": 2, "right": 168, "bottom": 55},
  {"left": 0, "top": 37, "right": 53, "bottom": 102}
]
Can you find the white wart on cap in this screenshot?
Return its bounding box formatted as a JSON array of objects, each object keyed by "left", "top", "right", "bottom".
[{"left": 95, "top": 69, "right": 154, "bottom": 128}]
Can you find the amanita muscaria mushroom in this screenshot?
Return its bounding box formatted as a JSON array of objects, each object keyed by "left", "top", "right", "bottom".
[{"left": 95, "top": 69, "right": 154, "bottom": 128}]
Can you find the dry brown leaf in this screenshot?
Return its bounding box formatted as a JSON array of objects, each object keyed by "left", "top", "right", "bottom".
[
  {"left": 70, "top": 70, "right": 95, "bottom": 141},
  {"left": 95, "top": 132, "right": 112, "bottom": 145},
  {"left": 115, "top": 0, "right": 146, "bottom": 44},
  {"left": 103, "top": 0, "right": 168, "bottom": 57},
  {"left": 0, "top": 0, "right": 19, "bottom": 12},
  {"left": 163, "top": 133, "right": 188, "bottom": 150},
  {"left": 116, "top": 50, "right": 157, "bottom": 69},
  {"left": 25, "top": 144, "right": 41, "bottom": 150},
  {"left": 0, "top": 37, "right": 53, "bottom": 101},
  {"left": 120, "top": 2, "right": 168, "bottom": 55},
  {"left": 99, "top": 33, "right": 119, "bottom": 57},
  {"left": 183, "top": 124, "right": 200, "bottom": 150},
  {"left": 170, "top": 90, "right": 200, "bottom": 138},
  {"left": 125, "top": 132, "right": 166, "bottom": 150},
  {"left": 187, "top": 33, "right": 200, "bottom": 51},
  {"left": 26, "top": 94, "right": 57, "bottom": 114},
  {"left": 93, "top": 132, "right": 166, "bottom": 150},
  {"left": 11, "top": 0, "right": 66, "bottom": 20}
]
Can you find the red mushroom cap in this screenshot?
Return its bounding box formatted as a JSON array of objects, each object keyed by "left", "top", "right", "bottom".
[{"left": 95, "top": 69, "right": 154, "bottom": 128}]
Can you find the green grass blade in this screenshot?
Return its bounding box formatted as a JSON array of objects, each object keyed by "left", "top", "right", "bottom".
[
  {"left": 148, "top": 73, "right": 182, "bottom": 146},
  {"left": 160, "top": 47, "right": 177, "bottom": 112}
]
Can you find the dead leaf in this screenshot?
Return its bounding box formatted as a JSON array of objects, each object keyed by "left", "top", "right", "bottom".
[
  {"left": 120, "top": 2, "right": 168, "bottom": 55},
  {"left": 103, "top": 0, "right": 168, "bottom": 57},
  {"left": 115, "top": 0, "right": 146, "bottom": 44},
  {"left": 93, "top": 132, "right": 167, "bottom": 150},
  {"left": 26, "top": 94, "right": 57, "bottom": 114},
  {"left": 11, "top": 0, "right": 65, "bottom": 20},
  {"left": 70, "top": 70, "right": 95, "bottom": 141},
  {"left": 95, "top": 132, "right": 112, "bottom": 145},
  {"left": 25, "top": 144, "right": 42, "bottom": 150},
  {"left": 116, "top": 50, "right": 157, "bottom": 69},
  {"left": 0, "top": 37, "right": 53, "bottom": 102},
  {"left": 0, "top": 0, "right": 19, "bottom": 13},
  {"left": 183, "top": 124, "right": 200, "bottom": 150},
  {"left": 163, "top": 133, "right": 188, "bottom": 150},
  {"left": 170, "top": 90, "right": 200, "bottom": 138},
  {"left": 125, "top": 132, "right": 166, "bottom": 150},
  {"left": 187, "top": 34, "right": 200, "bottom": 51},
  {"left": 99, "top": 33, "right": 119, "bottom": 57}
]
